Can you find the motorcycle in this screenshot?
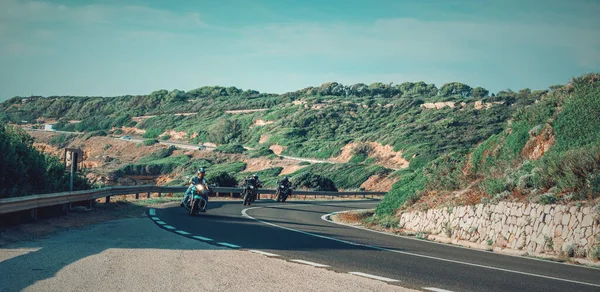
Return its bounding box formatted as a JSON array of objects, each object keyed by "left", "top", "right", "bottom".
[
  {"left": 276, "top": 184, "right": 291, "bottom": 202},
  {"left": 243, "top": 182, "right": 259, "bottom": 206},
  {"left": 183, "top": 183, "right": 209, "bottom": 216}
]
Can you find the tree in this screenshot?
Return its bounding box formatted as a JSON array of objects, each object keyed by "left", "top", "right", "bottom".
[
  {"left": 471, "top": 87, "right": 489, "bottom": 98},
  {"left": 439, "top": 82, "right": 472, "bottom": 97}
]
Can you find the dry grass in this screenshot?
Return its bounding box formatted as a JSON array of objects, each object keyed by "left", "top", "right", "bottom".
[{"left": 335, "top": 210, "right": 373, "bottom": 224}]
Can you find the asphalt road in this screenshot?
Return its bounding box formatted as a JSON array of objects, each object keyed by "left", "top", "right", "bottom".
[{"left": 154, "top": 199, "right": 600, "bottom": 292}]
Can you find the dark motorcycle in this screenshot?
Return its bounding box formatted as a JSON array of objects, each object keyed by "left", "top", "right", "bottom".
[
  {"left": 243, "top": 181, "right": 260, "bottom": 206},
  {"left": 276, "top": 184, "right": 291, "bottom": 202}
]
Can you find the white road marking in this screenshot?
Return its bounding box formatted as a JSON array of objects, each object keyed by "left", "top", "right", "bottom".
[
  {"left": 248, "top": 250, "right": 280, "bottom": 257},
  {"left": 175, "top": 230, "right": 191, "bottom": 235},
  {"left": 193, "top": 236, "right": 213, "bottom": 241},
  {"left": 291, "top": 259, "right": 330, "bottom": 268},
  {"left": 163, "top": 225, "right": 176, "bottom": 230},
  {"left": 242, "top": 207, "right": 600, "bottom": 289},
  {"left": 150, "top": 217, "right": 160, "bottom": 221},
  {"left": 156, "top": 221, "right": 166, "bottom": 225},
  {"left": 423, "top": 288, "right": 455, "bottom": 292},
  {"left": 348, "top": 272, "right": 399, "bottom": 282},
  {"left": 217, "top": 242, "right": 241, "bottom": 249},
  {"left": 149, "top": 209, "right": 156, "bottom": 216}
]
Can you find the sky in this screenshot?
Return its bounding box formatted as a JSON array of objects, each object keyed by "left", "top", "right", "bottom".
[{"left": 0, "top": 0, "right": 599, "bottom": 100}]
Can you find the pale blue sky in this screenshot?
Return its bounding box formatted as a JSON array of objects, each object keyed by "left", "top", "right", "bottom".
[{"left": 1, "top": 0, "right": 599, "bottom": 100}]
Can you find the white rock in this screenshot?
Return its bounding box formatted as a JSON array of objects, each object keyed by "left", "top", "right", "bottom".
[
  {"left": 562, "top": 213, "right": 570, "bottom": 225},
  {"left": 582, "top": 214, "right": 594, "bottom": 227}
]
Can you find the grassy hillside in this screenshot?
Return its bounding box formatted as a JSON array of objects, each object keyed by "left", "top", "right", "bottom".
[
  {"left": 375, "top": 73, "right": 600, "bottom": 218},
  {"left": 3, "top": 76, "right": 595, "bottom": 208}
]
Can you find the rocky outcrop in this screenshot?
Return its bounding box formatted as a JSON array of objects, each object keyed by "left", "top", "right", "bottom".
[{"left": 398, "top": 202, "right": 600, "bottom": 258}]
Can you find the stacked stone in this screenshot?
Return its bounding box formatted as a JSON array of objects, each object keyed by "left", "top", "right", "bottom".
[{"left": 398, "top": 202, "right": 599, "bottom": 257}]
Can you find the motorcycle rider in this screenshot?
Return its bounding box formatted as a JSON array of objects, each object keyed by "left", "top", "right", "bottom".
[
  {"left": 277, "top": 176, "right": 292, "bottom": 200},
  {"left": 278, "top": 176, "right": 292, "bottom": 189},
  {"left": 181, "top": 168, "right": 209, "bottom": 212},
  {"left": 244, "top": 173, "right": 262, "bottom": 200}
]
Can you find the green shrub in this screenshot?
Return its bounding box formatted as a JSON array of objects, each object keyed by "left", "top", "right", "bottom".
[
  {"left": 248, "top": 146, "right": 274, "bottom": 158},
  {"left": 160, "top": 135, "right": 171, "bottom": 140},
  {"left": 142, "top": 128, "right": 162, "bottom": 139},
  {"left": 376, "top": 169, "right": 426, "bottom": 216},
  {"left": 483, "top": 177, "right": 507, "bottom": 195},
  {"left": 48, "top": 133, "right": 75, "bottom": 148},
  {"left": 143, "top": 139, "right": 159, "bottom": 146},
  {"left": 119, "top": 155, "right": 190, "bottom": 176},
  {"left": 82, "top": 130, "right": 107, "bottom": 140},
  {"left": 214, "top": 143, "right": 245, "bottom": 154},
  {"left": 298, "top": 161, "right": 311, "bottom": 166},
  {"left": 378, "top": 215, "right": 400, "bottom": 229},
  {"left": 137, "top": 145, "right": 176, "bottom": 163},
  {"left": 207, "top": 171, "right": 238, "bottom": 187},
  {"left": 554, "top": 74, "right": 600, "bottom": 152},
  {"left": 104, "top": 144, "right": 112, "bottom": 150},
  {"left": 291, "top": 172, "right": 337, "bottom": 191},
  {"left": 113, "top": 129, "right": 124, "bottom": 135}
]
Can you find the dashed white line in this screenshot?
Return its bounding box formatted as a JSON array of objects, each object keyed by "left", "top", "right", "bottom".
[
  {"left": 150, "top": 217, "right": 160, "bottom": 221},
  {"left": 423, "top": 288, "right": 455, "bottom": 292},
  {"left": 217, "top": 242, "right": 241, "bottom": 249},
  {"left": 242, "top": 207, "right": 600, "bottom": 289},
  {"left": 149, "top": 209, "right": 156, "bottom": 216},
  {"left": 175, "top": 230, "right": 191, "bottom": 235},
  {"left": 290, "top": 259, "right": 330, "bottom": 268},
  {"left": 156, "top": 221, "right": 166, "bottom": 225},
  {"left": 348, "top": 272, "right": 399, "bottom": 282},
  {"left": 193, "top": 236, "right": 213, "bottom": 241},
  {"left": 248, "top": 250, "right": 280, "bottom": 257},
  {"left": 163, "top": 225, "right": 176, "bottom": 230}
]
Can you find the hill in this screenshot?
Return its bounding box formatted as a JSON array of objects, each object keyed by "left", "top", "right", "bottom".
[{"left": 2, "top": 75, "right": 597, "bottom": 213}]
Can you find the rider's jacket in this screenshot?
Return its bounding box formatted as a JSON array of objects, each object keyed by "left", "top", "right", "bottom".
[
  {"left": 246, "top": 177, "right": 262, "bottom": 188},
  {"left": 278, "top": 179, "right": 292, "bottom": 188},
  {"left": 189, "top": 176, "right": 207, "bottom": 187}
]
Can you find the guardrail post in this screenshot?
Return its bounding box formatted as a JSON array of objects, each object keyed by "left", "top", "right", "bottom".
[
  {"left": 135, "top": 193, "right": 139, "bottom": 199},
  {"left": 105, "top": 196, "right": 110, "bottom": 203},
  {"left": 30, "top": 208, "right": 38, "bottom": 221},
  {"left": 147, "top": 192, "right": 151, "bottom": 199}
]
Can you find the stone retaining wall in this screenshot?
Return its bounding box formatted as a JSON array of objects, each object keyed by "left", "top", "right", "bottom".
[{"left": 398, "top": 202, "right": 600, "bottom": 258}]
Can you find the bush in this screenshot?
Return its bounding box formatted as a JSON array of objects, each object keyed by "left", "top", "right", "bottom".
[
  {"left": 137, "top": 145, "right": 176, "bottom": 163},
  {"left": 376, "top": 169, "right": 426, "bottom": 216},
  {"left": 82, "top": 130, "right": 107, "bottom": 140},
  {"left": 160, "top": 135, "right": 171, "bottom": 140},
  {"left": 142, "top": 128, "right": 162, "bottom": 139},
  {"left": 48, "top": 133, "right": 75, "bottom": 148},
  {"left": 0, "top": 123, "right": 91, "bottom": 198},
  {"left": 113, "top": 129, "right": 124, "bottom": 135},
  {"left": 248, "top": 146, "right": 274, "bottom": 158},
  {"left": 119, "top": 155, "right": 190, "bottom": 176},
  {"left": 298, "top": 161, "right": 311, "bottom": 166},
  {"left": 143, "top": 139, "right": 159, "bottom": 146},
  {"left": 291, "top": 172, "right": 337, "bottom": 191},
  {"left": 483, "top": 177, "right": 507, "bottom": 195},
  {"left": 214, "top": 143, "right": 245, "bottom": 154},
  {"left": 207, "top": 171, "right": 238, "bottom": 187}
]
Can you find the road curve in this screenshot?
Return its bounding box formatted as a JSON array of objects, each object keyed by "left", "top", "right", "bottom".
[{"left": 154, "top": 199, "right": 600, "bottom": 292}]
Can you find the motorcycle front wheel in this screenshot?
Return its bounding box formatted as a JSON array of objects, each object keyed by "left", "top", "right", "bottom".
[{"left": 189, "top": 199, "right": 199, "bottom": 216}]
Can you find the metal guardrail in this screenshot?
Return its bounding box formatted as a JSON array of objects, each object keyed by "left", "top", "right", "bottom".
[{"left": 0, "top": 186, "right": 386, "bottom": 215}]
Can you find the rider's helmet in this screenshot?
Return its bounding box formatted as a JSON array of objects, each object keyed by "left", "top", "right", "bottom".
[
  {"left": 284, "top": 176, "right": 289, "bottom": 181},
  {"left": 198, "top": 168, "right": 206, "bottom": 174},
  {"left": 253, "top": 173, "right": 258, "bottom": 179}
]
